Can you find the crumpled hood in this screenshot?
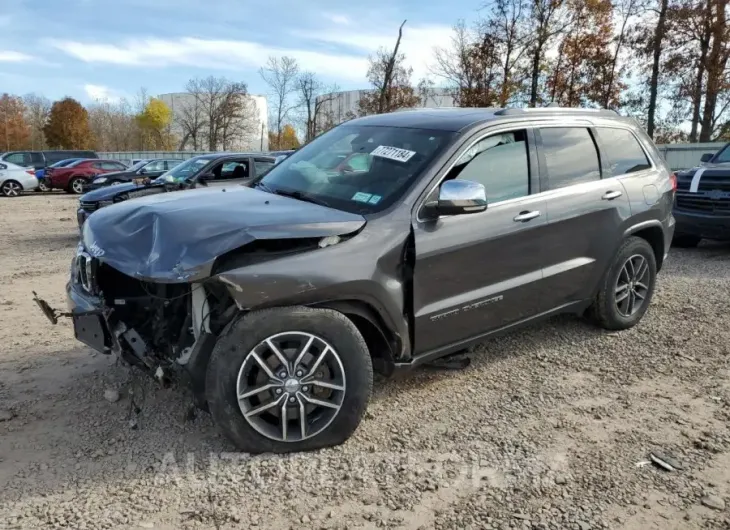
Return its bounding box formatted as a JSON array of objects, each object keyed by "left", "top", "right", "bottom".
[{"left": 82, "top": 185, "right": 366, "bottom": 282}]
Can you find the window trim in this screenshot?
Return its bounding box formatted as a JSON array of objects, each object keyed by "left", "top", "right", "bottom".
[
  {"left": 590, "top": 124, "right": 656, "bottom": 179},
  {"left": 415, "top": 125, "right": 539, "bottom": 223},
  {"left": 535, "top": 125, "right": 604, "bottom": 192}
]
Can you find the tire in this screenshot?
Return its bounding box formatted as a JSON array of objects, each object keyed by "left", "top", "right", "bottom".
[
  {"left": 1, "top": 180, "right": 23, "bottom": 197},
  {"left": 37, "top": 179, "right": 51, "bottom": 192},
  {"left": 206, "top": 306, "right": 373, "bottom": 454},
  {"left": 590, "top": 236, "right": 657, "bottom": 331},
  {"left": 67, "top": 177, "right": 86, "bottom": 195},
  {"left": 672, "top": 234, "right": 701, "bottom": 248}
]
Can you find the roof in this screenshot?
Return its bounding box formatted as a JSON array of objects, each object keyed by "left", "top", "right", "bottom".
[
  {"left": 346, "top": 107, "right": 624, "bottom": 132},
  {"left": 193, "top": 152, "right": 276, "bottom": 160}
]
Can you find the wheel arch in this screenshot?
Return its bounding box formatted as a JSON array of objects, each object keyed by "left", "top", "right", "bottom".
[
  {"left": 1, "top": 178, "right": 23, "bottom": 196},
  {"left": 310, "top": 299, "right": 397, "bottom": 376},
  {"left": 623, "top": 220, "right": 665, "bottom": 271}
]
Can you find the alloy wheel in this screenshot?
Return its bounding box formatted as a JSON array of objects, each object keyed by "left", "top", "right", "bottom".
[
  {"left": 236, "top": 331, "right": 346, "bottom": 442},
  {"left": 615, "top": 254, "right": 650, "bottom": 317},
  {"left": 2, "top": 181, "right": 21, "bottom": 197},
  {"left": 38, "top": 181, "right": 50, "bottom": 192},
  {"left": 72, "top": 179, "right": 85, "bottom": 194}
]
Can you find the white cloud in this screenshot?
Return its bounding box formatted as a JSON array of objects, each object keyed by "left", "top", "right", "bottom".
[
  {"left": 0, "top": 50, "right": 33, "bottom": 63},
  {"left": 84, "top": 83, "right": 123, "bottom": 103},
  {"left": 292, "top": 24, "right": 454, "bottom": 81},
  {"left": 48, "top": 37, "right": 370, "bottom": 82},
  {"left": 323, "top": 13, "right": 351, "bottom": 25}
]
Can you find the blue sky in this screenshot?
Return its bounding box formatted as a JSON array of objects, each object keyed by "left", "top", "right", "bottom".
[{"left": 0, "top": 0, "right": 479, "bottom": 104}]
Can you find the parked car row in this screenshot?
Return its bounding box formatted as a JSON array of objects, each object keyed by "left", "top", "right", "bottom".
[{"left": 33, "top": 107, "right": 679, "bottom": 455}]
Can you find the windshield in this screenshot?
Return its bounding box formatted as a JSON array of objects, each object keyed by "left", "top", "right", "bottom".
[
  {"left": 258, "top": 125, "right": 454, "bottom": 213},
  {"left": 155, "top": 156, "right": 210, "bottom": 182},
  {"left": 127, "top": 160, "right": 148, "bottom": 172}
]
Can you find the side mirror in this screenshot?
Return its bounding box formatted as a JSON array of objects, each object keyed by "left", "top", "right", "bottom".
[
  {"left": 422, "top": 180, "right": 487, "bottom": 219},
  {"left": 700, "top": 153, "right": 713, "bottom": 163},
  {"left": 199, "top": 172, "right": 215, "bottom": 180}
]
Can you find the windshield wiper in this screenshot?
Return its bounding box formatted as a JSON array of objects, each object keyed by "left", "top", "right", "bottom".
[{"left": 267, "top": 187, "right": 332, "bottom": 208}]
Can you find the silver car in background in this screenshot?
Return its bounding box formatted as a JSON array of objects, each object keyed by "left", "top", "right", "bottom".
[{"left": 1, "top": 161, "right": 38, "bottom": 197}]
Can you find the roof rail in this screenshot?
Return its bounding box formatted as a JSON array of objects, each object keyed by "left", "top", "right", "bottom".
[{"left": 494, "top": 107, "right": 619, "bottom": 117}]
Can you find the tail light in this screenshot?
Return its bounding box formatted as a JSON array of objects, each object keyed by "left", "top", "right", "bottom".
[
  {"left": 26, "top": 169, "right": 35, "bottom": 176},
  {"left": 669, "top": 173, "right": 677, "bottom": 192}
]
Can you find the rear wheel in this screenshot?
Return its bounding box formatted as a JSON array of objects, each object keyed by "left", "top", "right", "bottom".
[
  {"left": 37, "top": 179, "right": 51, "bottom": 192},
  {"left": 206, "top": 306, "right": 373, "bottom": 453},
  {"left": 590, "top": 236, "right": 657, "bottom": 331},
  {"left": 672, "top": 234, "right": 701, "bottom": 248},
  {"left": 67, "top": 177, "right": 86, "bottom": 195},
  {"left": 1, "top": 180, "right": 22, "bottom": 197}
]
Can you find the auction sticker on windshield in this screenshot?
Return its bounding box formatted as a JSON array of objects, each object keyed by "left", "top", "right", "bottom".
[{"left": 371, "top": 145, "right": 416, "bottom": 163}]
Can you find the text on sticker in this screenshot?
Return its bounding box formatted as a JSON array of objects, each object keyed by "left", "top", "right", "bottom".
[{"left": 371, "top": 145, "right": 417, "bottom": 163}]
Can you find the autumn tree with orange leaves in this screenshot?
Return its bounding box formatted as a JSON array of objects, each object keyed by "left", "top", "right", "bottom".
[
  {"left": 43, "top": 97, "right": 93, "bottom": 150},
  {"left": 0, "top": 94, "right": 30, "bottom": 152}
]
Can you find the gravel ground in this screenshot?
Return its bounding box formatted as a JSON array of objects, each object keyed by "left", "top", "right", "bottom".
[{"left": 1, "top": 192, "right": 729, "bottom": 530}]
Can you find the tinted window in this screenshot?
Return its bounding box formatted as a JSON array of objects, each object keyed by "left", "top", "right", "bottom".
[
  {"left": 104, "top": 162, "right": 126, "bottom": 170},
  {"left": 254, "top": 159, "right": 275, "bottom": 176},
  {"left": 143, "top": 160, "right": 166, "bottom": 172},
  {"left": 715, "top": 145, "right": 730, "bottom": 163},
  {"left": 31, "top": 152, "right": 44, "bottom": 164},
  {"left": 446, "top": 130, "right": 530, "bottom": 203},
  {"left": 164, "top": 160, "right": 182, "bottom": 170},
  {"left": 5, "top": 152, "right": 30, "bottom": 166},
  {"left": 217, "top": 160, "right": 249, "bottom": 180},
  {"left": 540, "top": 128, "right": 601, "bottom": 189},
  {"left": 597, "top": 127, "right": 651, "bottom": 176}
]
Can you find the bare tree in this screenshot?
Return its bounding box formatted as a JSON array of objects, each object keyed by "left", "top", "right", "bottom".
[
  {"left": 87, "top": 98, "right": 138, "bottom": 151},
  {"left": 358, "top": 21, "right": 421, "bottom": 115},
  {"left": 176, "top": 95, "right": 205, "bottom": 150},
  {"left": 491, "top": 0, "right": 531, "bottom": 106},
  {"left": 185, "top": 76, "right": 256, "bottom": 150},
  {"left": 526, "top": 0, "right": 572, "bottom": 107},
  {"left": 22, "top": 93, "right": 51, "bottom": 150},
  {"left": 297, "top": 72, "right": 339, "bottom": 142},
  {"left": 260, "top": 56, "right": 300, "bottom": 150}
]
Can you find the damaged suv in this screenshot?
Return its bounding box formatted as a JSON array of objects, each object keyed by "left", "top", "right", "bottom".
[{"left": 36, "top": 107, "right": 675, "bottom": 453}]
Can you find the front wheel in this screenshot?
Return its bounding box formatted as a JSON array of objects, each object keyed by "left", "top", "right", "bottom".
[
  {"left": 37, "top": 179, "right": 51, "bottom": 192},
  {"left": 590, "top": 236, "right": 657, "bottom": 331},
  {"left": 206, "top": 306, "right": 373, "bottom": 453}
]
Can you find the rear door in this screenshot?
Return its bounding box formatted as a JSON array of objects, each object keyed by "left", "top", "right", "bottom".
[
  {"left": 412, "top": 126, "right": 548, "bottom": 354},
  {"left": 536, "top": 126, "right": 632, "bottom": 311}
]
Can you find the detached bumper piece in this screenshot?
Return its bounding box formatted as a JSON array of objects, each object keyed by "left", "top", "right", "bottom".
[{"left": 73, "top": 313, "right": 111, "bottom": 352}]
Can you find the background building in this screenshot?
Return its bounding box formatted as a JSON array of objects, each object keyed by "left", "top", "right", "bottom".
[
  {"left": 315, "top": 88, "right": 457, "bottom": 129},
  {"left": 158, "top": 92, "right": 269, "bottom": 152}
]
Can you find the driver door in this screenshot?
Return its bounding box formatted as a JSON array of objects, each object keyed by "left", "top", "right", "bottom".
[
  {"left": 207, "top": 158, "right": 252, "bottom": 187},
  {"left": 412, "top": 127, "right": 548, "bottom": 355}
]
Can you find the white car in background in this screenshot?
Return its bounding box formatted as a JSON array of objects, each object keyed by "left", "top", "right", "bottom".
[{"left": 0, "top": 161, "right": 39, "bottom": 197}]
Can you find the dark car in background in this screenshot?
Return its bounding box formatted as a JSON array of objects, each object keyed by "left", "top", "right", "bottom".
[
  {"left": 673, "top": 141, "right": 730, "bottom": 247},
  {"left": 46, "top": 159, "right": 127, "bottom": 194},
  {"left": 76, "top": 153, "right": 278, "bottom": 226},
  {"left": 35, "top": 107, "right": 675, "bottom": 454},
  {"left": 0, "top": 150, "right": 98, "bottom": 171},
  {"left": 84, "top": 158, "right": 183, "bottom": 191}
]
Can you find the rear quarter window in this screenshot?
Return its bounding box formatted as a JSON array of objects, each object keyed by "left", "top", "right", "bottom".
[{"left": 597, "top": 127, "right": 651, "bottom": 176}]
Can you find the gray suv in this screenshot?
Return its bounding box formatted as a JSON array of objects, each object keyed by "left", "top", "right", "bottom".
[{"left": 35, "top": 107, "right": 675, "bottom": 453}]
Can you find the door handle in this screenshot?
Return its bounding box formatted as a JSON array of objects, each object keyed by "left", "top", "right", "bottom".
[
  {"left": 513, "top": 210, "right": 540, "bottom": 222},
  {"left": 602, "top": 190, "right": 623, "bottom": 200}
]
